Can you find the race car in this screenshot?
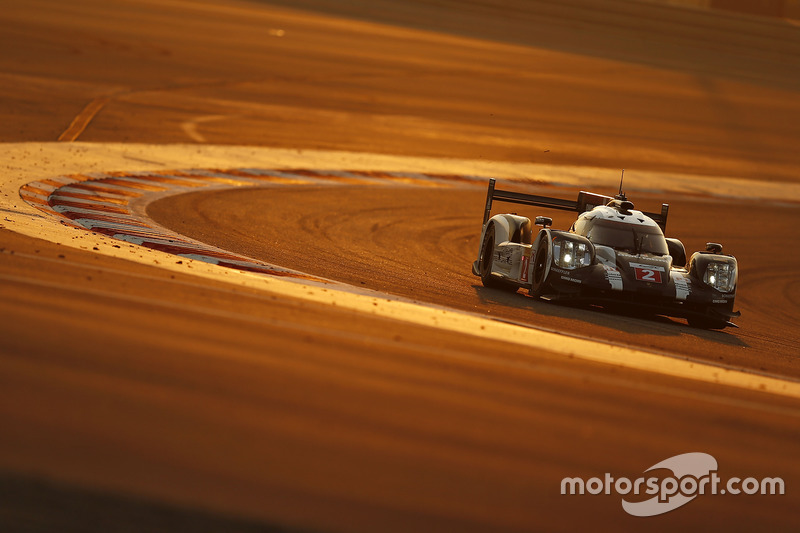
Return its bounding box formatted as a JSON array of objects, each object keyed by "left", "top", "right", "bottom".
[{"left": 472, "top": 177, "right": 740, "bottom": 329}]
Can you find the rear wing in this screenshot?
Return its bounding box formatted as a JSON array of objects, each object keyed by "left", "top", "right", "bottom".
[{"left": 481, "top": 178, "right": 669, "bottom": 231}]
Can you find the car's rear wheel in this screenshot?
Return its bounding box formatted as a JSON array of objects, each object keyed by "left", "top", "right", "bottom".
[{"left": 479, "top": 224, "right": 517, "bottom": 292}]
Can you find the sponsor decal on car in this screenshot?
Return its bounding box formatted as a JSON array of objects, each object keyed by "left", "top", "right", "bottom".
[
  {"left": 497, "top": 249, "right": 513, "bottom": 265},
  {"left": 521, "top": 253, "right": 530, "bottom": 282},
  {"left": 673, "top": 273, "right": 691, "bottom": 300},
  {"left": 602, "top": 265, "right": 623, "bottom": 291}
]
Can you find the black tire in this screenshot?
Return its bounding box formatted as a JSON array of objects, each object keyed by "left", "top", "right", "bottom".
[
  {"left": 479, "top": 224, "right": 517, "bottom": 292},
  {"left": 530, "top": 235, "right": 552, "bottom": 297}
]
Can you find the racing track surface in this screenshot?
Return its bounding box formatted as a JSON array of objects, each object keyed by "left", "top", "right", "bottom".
[
  {"left": 2, "top": 0, "right": 800, "bottom": 531},
  {"left": 149, "top": 183, "right": 800, "bottom": 379}
]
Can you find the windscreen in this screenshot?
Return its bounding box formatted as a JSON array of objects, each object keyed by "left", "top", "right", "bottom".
[{"left": 586, "top": 219, "right": 669, "bottom": 255}]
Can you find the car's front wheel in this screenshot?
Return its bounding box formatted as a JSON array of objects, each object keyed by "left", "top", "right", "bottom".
[{"left": 530, "top": 235, "right": 552, "bottom": 297}]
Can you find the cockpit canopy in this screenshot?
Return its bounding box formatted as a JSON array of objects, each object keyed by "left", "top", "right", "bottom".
[{"left": 572, "top": 210, "right": 669, "bottom": 256}]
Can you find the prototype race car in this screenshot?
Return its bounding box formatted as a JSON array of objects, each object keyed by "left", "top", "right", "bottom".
[{"left": 472, "top": 176, "right": 740, "bottom": 329}]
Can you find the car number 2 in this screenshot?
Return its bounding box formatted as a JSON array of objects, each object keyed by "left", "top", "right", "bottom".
[{"left": 634, "top": 267, "right": 662, "bottom": 283}]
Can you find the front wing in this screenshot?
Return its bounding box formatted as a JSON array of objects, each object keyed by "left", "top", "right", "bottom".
[{"left": 541, "top": 263, "right": 739, "bottom": 325}]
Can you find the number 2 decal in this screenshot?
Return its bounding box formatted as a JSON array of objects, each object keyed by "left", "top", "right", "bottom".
[{"left": 634, "top": 267, "right": 662, "bottom": 283}]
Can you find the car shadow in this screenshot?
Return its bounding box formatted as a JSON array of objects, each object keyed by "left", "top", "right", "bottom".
[{"left": 471, "top": 284, "right": 749, "bottom": 348}]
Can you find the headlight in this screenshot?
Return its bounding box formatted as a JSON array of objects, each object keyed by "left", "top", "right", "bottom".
[
  {"left": 553, "top": 238, "right": 592, "bottom": 270},
  {"left": 704, "top": 261, "right": 736, "bottom": 293}
]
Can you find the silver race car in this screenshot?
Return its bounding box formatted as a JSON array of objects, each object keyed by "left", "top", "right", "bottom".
[{"left": 472, "top": 176, "right": 740, "bottom": 329}]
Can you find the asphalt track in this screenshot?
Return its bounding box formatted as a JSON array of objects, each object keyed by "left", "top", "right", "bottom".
[
  {"left": 149, "top": 183, "right": 800, "bottom": 379},
  {"left": 2, "top": 0, "right": 800, "bottom": 531}
]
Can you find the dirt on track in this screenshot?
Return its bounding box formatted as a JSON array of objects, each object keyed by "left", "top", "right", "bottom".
[{"left": 148, "top": 183, "right": 800, "bottom": 379}]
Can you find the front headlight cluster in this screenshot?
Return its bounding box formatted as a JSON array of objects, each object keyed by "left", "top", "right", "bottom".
[
  {"left": 704, "top": 261, "right": 736, "bottom": 293},
  {"left": 553, "top": 238, "right": 592, "bottom": 270}
]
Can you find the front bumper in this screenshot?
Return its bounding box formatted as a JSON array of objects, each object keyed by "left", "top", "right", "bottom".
[{"left": 542, "top": 264, "right": 740, "bottom": 326}]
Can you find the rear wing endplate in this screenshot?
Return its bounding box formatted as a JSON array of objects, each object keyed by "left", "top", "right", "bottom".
[{"left": 481, "top": 178, "right": 669, "bottom": 231}]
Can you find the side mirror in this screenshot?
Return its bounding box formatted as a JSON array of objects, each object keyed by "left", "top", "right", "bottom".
[
  {"left": 666, "top": 238, "right": 686, "bottom": 268},
  {"left": 535, "top": 216, "right": 553, "bottom": 228},
  {"left": 706, "top": 242, "right": 723, "bottom": 254}
]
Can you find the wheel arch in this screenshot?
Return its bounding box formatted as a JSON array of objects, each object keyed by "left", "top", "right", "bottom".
[{"left": 483, "top": 214, "right": 512, "bottom": 244}]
